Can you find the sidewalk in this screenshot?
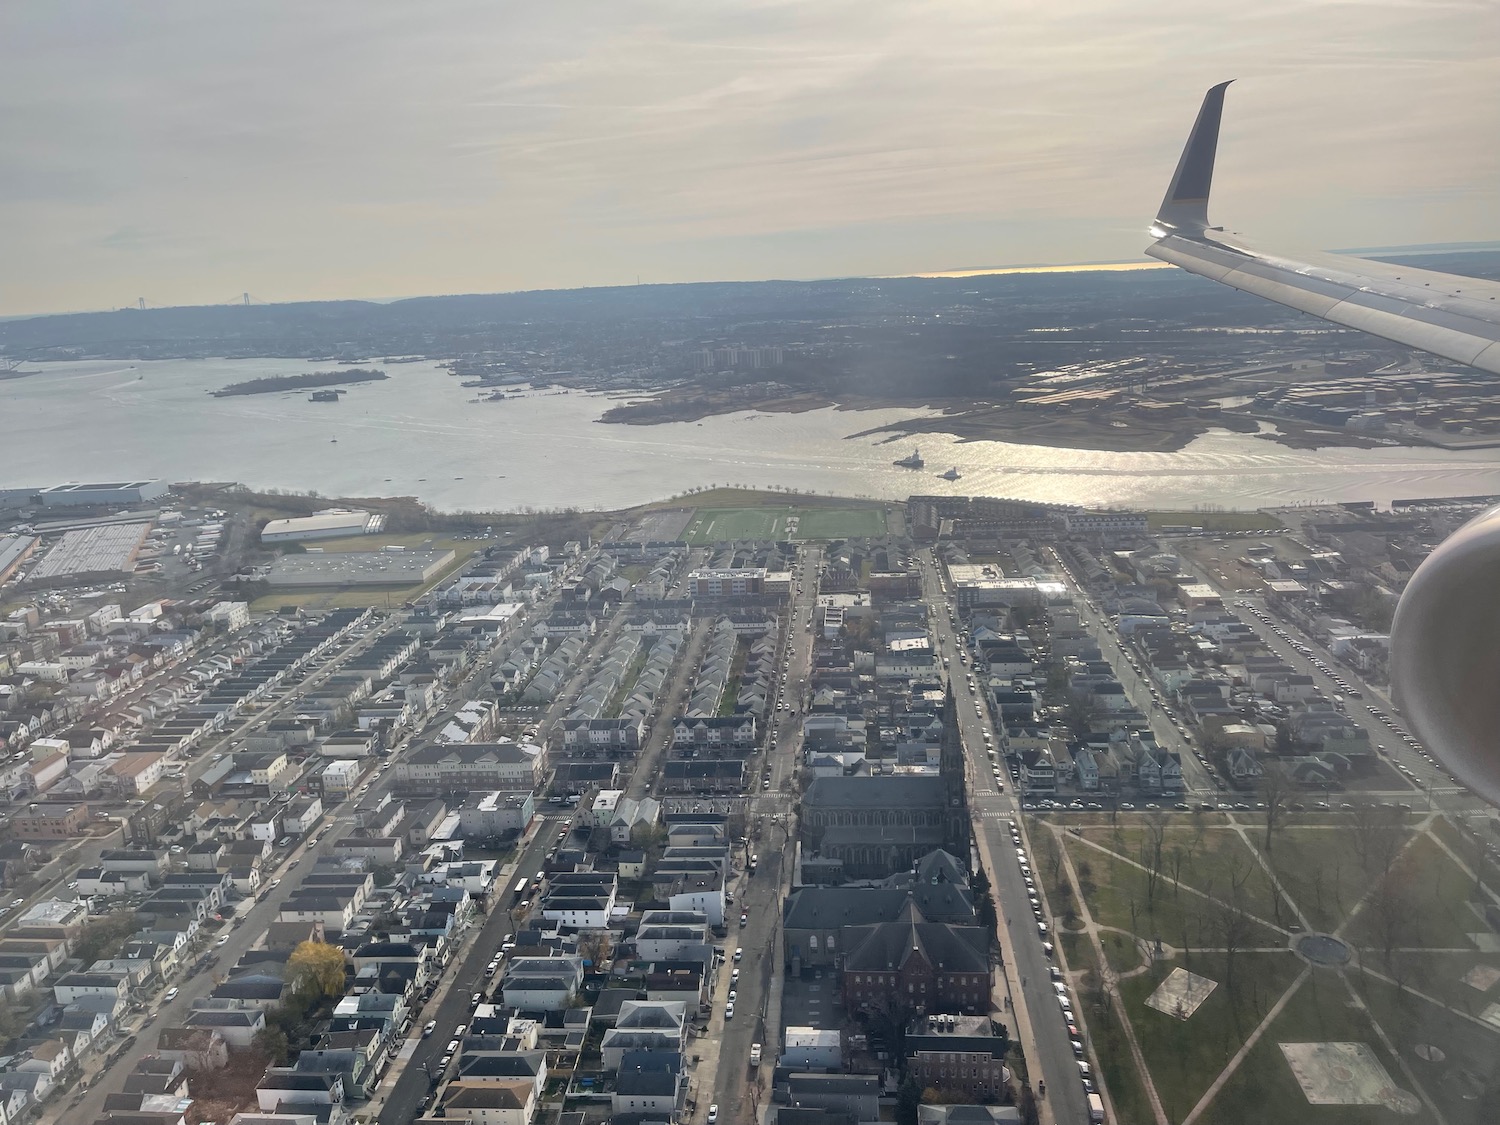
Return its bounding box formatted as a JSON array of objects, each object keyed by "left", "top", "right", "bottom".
[
  {"left": 973, "top": 814, "right": 1052, "bottom": 1125},
  {"left": 365, "top": 893, "right": 501, "bottom": 1117}
]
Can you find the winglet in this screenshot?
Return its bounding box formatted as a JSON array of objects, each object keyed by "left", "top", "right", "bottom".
[{"left": 1155, "top": 80, "right": 1233, "bottom": 234}]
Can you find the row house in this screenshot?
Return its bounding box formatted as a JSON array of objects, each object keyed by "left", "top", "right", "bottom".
[
  {"left": 670, "top": 716, "right": 756, "bottom": 749},
  {"left": 559, "top": 717, "right": 646, "bottom": 757}
]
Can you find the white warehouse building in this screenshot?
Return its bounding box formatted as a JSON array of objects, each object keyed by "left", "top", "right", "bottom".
[{"left": 260, "top": 509, "right": 385, "bottom": 543}]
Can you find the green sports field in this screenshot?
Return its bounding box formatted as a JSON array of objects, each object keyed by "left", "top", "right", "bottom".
[{"left": 683, "top": 505, "right": 887, "bottom": 544}]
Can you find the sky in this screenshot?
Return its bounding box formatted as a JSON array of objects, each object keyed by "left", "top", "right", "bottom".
[{"left": 2, "top": 0, "right": 1497, "bottom": 316}]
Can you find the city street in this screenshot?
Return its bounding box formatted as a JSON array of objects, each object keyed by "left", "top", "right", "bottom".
[
  {"left": 710, "top": 544, "right": 820, "bottom": 1124},
  {"left": 375, "top": 820, "right": 563, "bottom": 1125},
  {"left": 919, "top": 552, "right": 1085, "bottom": 1125}
]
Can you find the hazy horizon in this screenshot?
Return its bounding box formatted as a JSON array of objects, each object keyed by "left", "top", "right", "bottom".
[{"left": 3, "top": 1, "right": 1498, "bottom": 318}]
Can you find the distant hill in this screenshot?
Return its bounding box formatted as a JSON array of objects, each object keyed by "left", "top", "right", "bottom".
[{"left": 4, "top": 248, "right": 1498, "bottom": 362}]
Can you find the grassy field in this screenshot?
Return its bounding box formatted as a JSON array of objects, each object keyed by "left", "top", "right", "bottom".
[
  {"left": 1101, "top": 929, "right": 1144, "bottom": 975},
  {"left": 1354, "top": 974, "right": 1500, "bottom": 1121},
  {"left": 1200, "top": 971, "right": 1420, "bottom": 1125},
  {"left": 1080, "top": 824, "right": 1291, "bottom": 931},
  {"left": 682, "top": 505, "right": 887, "bottom": 543},
  {"left": 1121, "top": 951, "right": 1306, "bottom": 1123},
  {"left": 1087, "top": 990, "right": 1160, "bottom": 1125},
  {"left": 1064, "top": 836, "right": 1286, "bottom": 952},
  {"left": 1253, "top": 826, "right": 1411, "bottom": 934},
  {"left": 1145, "top": 510, "right": 1285, "bottom": 532},
  {"left": 1060, "top": 930, "right": 1099, "bottom": 977},
  {"left": 1345, "top": 833, "right": 1483, "bottom": 953}
]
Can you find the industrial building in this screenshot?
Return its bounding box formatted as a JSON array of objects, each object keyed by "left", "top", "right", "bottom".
[
  {"left": 36, "top": 480, "right": 169, "bottom": 508},
  {"left": 29, "top": 523, "right": 151, "bottom": 582},
  {"left": 0, "top": 534, "right": 39, "bottom": 583},
  {"left": 260, "top": 509, "right": 385, "bottom": 543},
  {"left": 264, "top": 548, "right": 455, "bottom": 588}
]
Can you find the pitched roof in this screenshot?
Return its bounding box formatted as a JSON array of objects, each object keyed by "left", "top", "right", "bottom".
[
  {"left": 840, "top": 912, "right": 989, "bottom": 975},
  {"left": 804, "top": 775, "right": 945, "bottom": 808}
]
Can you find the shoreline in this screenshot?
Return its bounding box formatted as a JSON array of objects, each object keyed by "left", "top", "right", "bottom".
[{"left": 597, "top": 388, "right": 1397, "bottom": 455}]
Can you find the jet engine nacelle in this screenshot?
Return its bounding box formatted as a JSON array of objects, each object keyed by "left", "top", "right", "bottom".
[{"left": 1391, "top": 503, "right": 1500, "bottom": 807}]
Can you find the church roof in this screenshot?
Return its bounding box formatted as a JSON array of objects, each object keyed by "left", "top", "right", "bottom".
[
  {"left": 804, "top": 775, "right": 944, "bottom": 808},
  {"left": 841, "top": 914, "right": 989, "bottom": 974}
]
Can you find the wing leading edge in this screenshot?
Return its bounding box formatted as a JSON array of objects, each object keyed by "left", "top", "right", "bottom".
[{"left": 1145, "top": 85, "right": 1500, "bottom": 375}]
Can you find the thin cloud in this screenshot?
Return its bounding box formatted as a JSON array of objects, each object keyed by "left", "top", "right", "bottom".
[{"left": 0, "top": 0, "right": 1496, "bottom": 314}]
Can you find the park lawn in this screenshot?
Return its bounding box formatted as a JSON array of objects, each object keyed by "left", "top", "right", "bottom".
[
  {"left": 684, "top": 507, "right": 786, "bottom": 542},
  {"left": 1026, "top": 824, "right": 1077, "bottom": 922},
  {"left": 1199, "top": 969, "right": 1427, "bottom": 1125},
  {"left": 1144, "top": 510, "right": 1284, "bottom": 532},
  {"left": 1425, "top": 813, "right": 1500, "bottom": 884},
  {"left": 1101, "top": 930, "right": 1143, "bottom": 975},
  {"left": 793, "top": 506, "right": 888, "bottom": 539},
  {"left": 1119, "top": 951, "right": 1306, "bottom": 1123},
  {"left": 1063, "top": 837, "right": 1284, "bottom": 954},
  {"left": 1060, "top": 931, "right": 1099, "bottom": 978},
  {"left": 1352, "top": 973, "right": 1500, "bottom": 1121},
  {"left": 1379, "top": 951, "right": 1500, "bottom": 1017},
  {"left": 1345, "top": 833, "right": 1485, "bottom": 953},
  {"left": 1080, "top": 824, "right": 1291, "bottom": 931},
  {"left": 1254, "top": 826, "right": 1409, "bottom": 935},
  {"left": 682, "top": 503, "right": 887, "bottom": 543},
  {"left": 1077, "top": 991, "right": 1158, "bottom": 1125}
]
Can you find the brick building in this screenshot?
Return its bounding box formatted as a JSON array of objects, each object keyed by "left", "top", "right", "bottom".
[
  {"left": 840, "top": 905, "right": 990, "bottom": 1016},
  {"left": 9, "top": 804, "right": 90, "bottom": 840}
]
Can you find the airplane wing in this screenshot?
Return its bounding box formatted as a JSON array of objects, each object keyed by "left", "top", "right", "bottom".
[
  {"left": 1146, "top": 81, "right": 1500, "bottom": 375},
  {"left": 1149, "top": 85, "right": 1500, "bottom": 807}
]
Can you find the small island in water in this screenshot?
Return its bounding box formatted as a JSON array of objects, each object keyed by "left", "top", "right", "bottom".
[{"left": 211, "top": 368, "right": 387, "bottom": 397}]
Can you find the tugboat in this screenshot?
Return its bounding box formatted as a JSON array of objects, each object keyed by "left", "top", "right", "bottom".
[
  {"left": 894, "top": 447, "right": 925, "bottom": 469},
  {"left": 940, "top": 466, "right": 962, "bottom": 481}
]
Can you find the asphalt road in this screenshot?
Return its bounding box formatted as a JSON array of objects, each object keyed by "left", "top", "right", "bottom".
[
  {"left": 921, "top": 553, "right": 1088, "bottom": 1125},
  {"left": 710, "top": 545, "right": 820, "bottom": 1123},
  {"left": 1168, "top": 548, "right": 1482, "bottom": 810},
  {"left": 377, "top": 821, "right": 562, "bottom": 1125}
]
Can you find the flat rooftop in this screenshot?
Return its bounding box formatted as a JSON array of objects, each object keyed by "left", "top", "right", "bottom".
[
  {"left": 265, "top": 549, "right": 455, "bottom": 588},
  {"left": 30, "top": 522, "right": 150, "bottom": 580},
  {"left": 41, "top": 481, "right": 159, "bottom": 492},
  {"left": 262, "top": 510, "right": 376, "bottom": 539}
]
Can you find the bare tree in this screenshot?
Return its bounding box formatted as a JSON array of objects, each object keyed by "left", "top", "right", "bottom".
[
  {"left": 1141, "top": 812, "right": 1169, "bottom": 913},
  {"left": 1367, "top": 867, "right": 1421, "bottom": 988},
  {"left": 1217, "top": 853, "right": 1257, "bottom": 1019},
  {"left": 1260, "top": 765, "right": 1291, "bottom": 853},
  {"left": 1349, "top": 803, "right": 1405, "bottom": 878},
  {"left": 1168, "top": 845, "right": 1187, "bottom": 899}
]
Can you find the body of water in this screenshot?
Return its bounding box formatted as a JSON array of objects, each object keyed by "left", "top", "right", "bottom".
[{"left": 4, "top": 358, "right": 1499, "bottom": 512}]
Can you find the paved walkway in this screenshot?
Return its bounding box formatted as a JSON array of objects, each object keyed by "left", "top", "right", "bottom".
[
  {"left": 1050, "top": 823, "right": 1169, "bottom": 1125},
  {"left": 1179, "top": 967, "right": 1310, "bottom": 1125}
]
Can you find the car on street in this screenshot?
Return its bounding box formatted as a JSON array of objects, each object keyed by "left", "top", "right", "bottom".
[
  {"left": 708, "top": 1107, "right": 719, "bottom": 1123},
  {"left": 164, "top": 987, "right": 179, "bottom": 1002},
  {"left": 423, "top": 1021, "right": 437, "bottom": 1037}
]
